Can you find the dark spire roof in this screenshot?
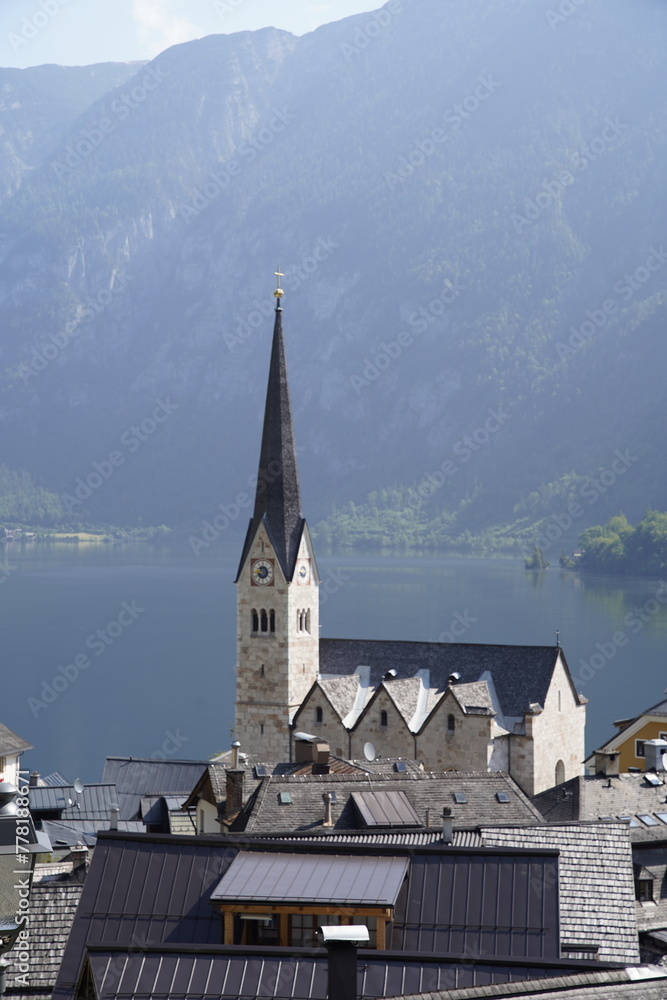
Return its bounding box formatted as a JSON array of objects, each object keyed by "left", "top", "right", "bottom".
[{"left": 236, "top": 301, "right": 305, "bottom": 581}]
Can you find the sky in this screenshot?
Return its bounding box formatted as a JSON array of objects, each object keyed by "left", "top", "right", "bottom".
[{"left": 1, "top": 0, "right": 379, "bottom": 70}]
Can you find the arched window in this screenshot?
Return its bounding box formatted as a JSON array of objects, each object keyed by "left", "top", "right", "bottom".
[
  {"left": 305, "top": 609, "right": 311, "bottom": 634},
  {"left": 316, "top": 706, "right": 323, "bottom": 724},
  {"left": 380, "top": 710, "right": 388, "bottom": 727},
  {"left": 448, "top": 714, "right": 456, "bottom": 732},
  {"left": 260, "top": 609, "right": 268, "bottom": 633},
  {"left": 558, "top": 689, "right": 562, "bottom": 712},
  {"left": 269, "top": 610, "right": 275, "bottom": 633},
  {"left": 555, "top": 760, "right": 565, "bottom": 785},
  {"left": 251, "top": 609, "right": 259, "bottom": 633}
]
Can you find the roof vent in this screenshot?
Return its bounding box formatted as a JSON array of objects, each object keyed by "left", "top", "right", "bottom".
[
  {"left": 448, "top": 672, "right": 461, "bottom": 685},
  {"left": 384, "top": 669, "right": 398, "bottom": 681},
  {"left": 644, "top": 739, "right": 667, "bottom": 773}
]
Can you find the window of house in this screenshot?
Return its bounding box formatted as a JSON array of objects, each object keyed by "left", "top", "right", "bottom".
[
  {"left": 252, "top": 610, "right": 259, "bottom": 632},
  {"left": 555, "top": 760, "right": 565, "bottom": 785},
  {"left": 448, "top": 714, "right": 456, "bottom": 732},
  {"left": 316, "top": 706, "right": 323, "bottom": 724},
  {"left": 380, "top": 710, "right": 388, "bottom": 727},
  {"left": 636, "top": 740, "right": 646, "bottom": 758},
  {"left": 261, "top": 610, "right": 268, "bottom": 632},
  {"left": 0, "top": 757, "right": 5, "bottom": 774},
  {"left": 636, "top": 878, "right": 654, "bottom": 902},
  {"left": 270, "top": 610, "right": 275, "bottom": 633}
]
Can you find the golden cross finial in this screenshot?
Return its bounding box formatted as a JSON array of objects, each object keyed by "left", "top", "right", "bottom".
[{"left": 274, "top": 267, "right": 284, "bottom": 299}]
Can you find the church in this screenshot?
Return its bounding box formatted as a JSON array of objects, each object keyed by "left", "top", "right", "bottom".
[{"left": 234, "top": 281, "right": 586, "bottom": 797}]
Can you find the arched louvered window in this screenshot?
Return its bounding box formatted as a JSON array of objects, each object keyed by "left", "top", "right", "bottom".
[
  {"left": 251, "top": 609, "right": 259, "bottom": 633},
  {"left": 260, "top": 609, "right": 268, "bottom": 633},
  {"left": 269, "top": 610, "right": 275, "bottom": 633}
]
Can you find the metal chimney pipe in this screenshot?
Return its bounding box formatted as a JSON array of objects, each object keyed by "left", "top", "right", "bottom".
[
  {"left": 319, "top": 927, "right": 368, "bottom": 1000},
  {"left": 109, "top": 805, "right": 120, "bottom": 831},
  {"left": 323, "top": 792, "right": 333, "bottom": 827},
  {"left": 231, "top": 741, "right": 241, "bottom": 770}
]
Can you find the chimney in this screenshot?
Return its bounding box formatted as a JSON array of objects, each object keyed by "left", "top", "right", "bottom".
[
  {"left": 29, "top": 771, "right": 40, "bottom": 787},
  {"left": 231, "top": 741, "right": 241, "bottom": 769},
  {"left": 442, "top": 807, "right": 453, "bottom": 845},
  {"left": 68, "top": 843, "right": 89, "bottom": 871},
  {"left": 594, "top": 750, "right": 620, "bottom": 777},
  {"left": 226, "top": 769, "right": 245, "bottom": 816},
  {"left": 109, "top": 805, "right": 120, "bottom": 830},
  {"left": 644, "top": 740, "right": 667, "bottom": 773},
  {"left": 319, "top": 926, "right": 369, "bottom": 1000},
  {"left": 323, "top": 792, "right": 333, "bottom": 827}
]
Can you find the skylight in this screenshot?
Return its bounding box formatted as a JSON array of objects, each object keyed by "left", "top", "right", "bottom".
[{"left": 454, "top": 792, "right": 467, "bottom": 804}]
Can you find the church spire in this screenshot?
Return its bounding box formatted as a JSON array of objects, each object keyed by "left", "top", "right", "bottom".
[{"left": 236, "top": 278, "right": 304, "bottom": 581}]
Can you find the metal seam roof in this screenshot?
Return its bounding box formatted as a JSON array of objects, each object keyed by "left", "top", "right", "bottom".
[{"left": 210, "top": 851, "right": 409, "bottom": 907}]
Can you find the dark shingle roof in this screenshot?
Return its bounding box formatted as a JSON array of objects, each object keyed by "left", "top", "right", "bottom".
[
  {"left": 0, "top": 722, "right": 33, "bottom": 755},
  {"left": 235, "top": 303, "right": 306, "bottom": 582},
  {"left": 392, "top": 968, "right": 667, "bottom": 999},
  {"left": 319, "top": 640, "right": 565, "bottom": 721},
  {"left": 101, "top": 757, "right": 209, "bottom": 820},
  {"left": 239, "top": 771, "right": 545, "bottom": 835}
]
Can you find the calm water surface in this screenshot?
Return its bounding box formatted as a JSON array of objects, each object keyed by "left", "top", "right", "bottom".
[{"left": 2, "top": 541, "right": 666, "bottom": 782}]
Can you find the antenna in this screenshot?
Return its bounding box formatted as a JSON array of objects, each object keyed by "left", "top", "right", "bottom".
[
  {"left": 73, "top": 778, "right": 85, "bottom": 810},
  {"left": 363, "top": 741, "right": 376, "bottom": 762}
]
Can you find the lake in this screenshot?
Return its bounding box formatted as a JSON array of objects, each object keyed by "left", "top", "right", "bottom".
[{"left": 2, "top": 540, "right": 666, "bottom": 783}]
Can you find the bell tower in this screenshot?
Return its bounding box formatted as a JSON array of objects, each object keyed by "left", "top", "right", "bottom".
[{"left": 234, "top": 275, "right": 320, "bottom": 762}]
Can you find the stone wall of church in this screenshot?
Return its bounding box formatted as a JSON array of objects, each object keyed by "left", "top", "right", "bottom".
[
  {"left": 530, "top": 654, "right": 585, "bottom": 795},
  {"left": 415, "top": 699, "right": 495, "bottom": 772},
  {"left": 235, "top": 524, "right": 320, "bottom": 765},
  {"left": 507, "top": 655, "right": 585, "bottom": 796},
  {"left": 349, "top": 689, "right": 416, "bottom": 762},
  {"left": 294, "top": 685, "right": 350, "bottom": 758}
]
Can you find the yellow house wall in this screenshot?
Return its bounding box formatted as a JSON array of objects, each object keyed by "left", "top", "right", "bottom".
[{"left": 613, "top": 719, "right": 667, "bottom": 772}]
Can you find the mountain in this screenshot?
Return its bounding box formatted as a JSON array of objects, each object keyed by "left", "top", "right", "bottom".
[{"left": 0, "top": 0, "right": 666, "bottom": 544}]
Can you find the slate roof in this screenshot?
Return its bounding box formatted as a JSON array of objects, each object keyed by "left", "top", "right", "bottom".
[
  {"left": 253, "top": 829, "right": 484, "bottom": 848},
  {"left": 235, "top": 302, "right": 306, "bottom": 582},
  {"left": 0, "top": 722, "right": 33, "bottom": 755},
  {"left": 101, "top": 756, "right": 209, "bottom": 820},
  {"left": 317, "top": 640, "right": 570, "bottom": 725},
  {"left": 391, "top": 967, "right": 667, "bottom": 999},
  {"left": 7, "top": 868, "right": 85, "bottom": 998},
  {"left": 533, "top": 772, "right": 667, "bottom": 843},
  {"left": 29, "top": 783, "right": 118, "bottom": 822},
  {"left": 237, "top": 772, "right": 545, "bottom": 835},
  {"left": 481, "top": 824, "right": 639, "bottom": 965}
]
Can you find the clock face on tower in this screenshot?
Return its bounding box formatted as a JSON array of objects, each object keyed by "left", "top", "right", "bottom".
[
  {"left": 251, "top": 559, "right": 275, "bottom": 586},
  {"left": 295, "top": 558, "right": 310, "bottom": 585}
]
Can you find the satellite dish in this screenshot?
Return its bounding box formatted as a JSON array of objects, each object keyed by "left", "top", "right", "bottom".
[
  {"left": 662, "top": 753, "right": 667, "bottom": 773},
  {"left": 73, "top": 778, "right": 85, "bottom": 795},
  {"left": 363, "top": 741, "right": 376, "bottom": 762}
]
